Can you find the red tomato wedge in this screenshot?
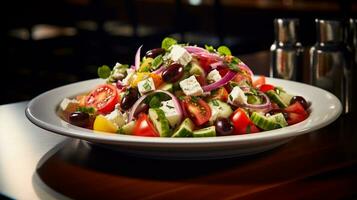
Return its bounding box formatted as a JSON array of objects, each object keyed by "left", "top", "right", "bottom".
[
  {"left": 85, "top": 84, "right": 119, "bottom": 114},
  {"left": 182, "top": 96, "right": 211, "bottom": 126},
  {"left": 259, "top": 84, "right": 275, "bottom": 93},
  {"left": 210, "top": 87, "right": 229, "bottom": 102},
  {"left": 253, "top": 76, "right": 266, "bottom": 88},
  {"left": 284, "top": 102, "right": 308, "bottom": 125},
  {"left": 230, "top": 108, "right": 260, "bottom": 134},
  {"left": 284, "top": 102, "right": 307, "bottom": 115},
  {"left": 133, "top": 114, "right": 159, "bottom": 137}
]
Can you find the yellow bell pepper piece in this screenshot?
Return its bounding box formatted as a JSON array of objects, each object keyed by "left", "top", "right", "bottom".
[{"left": 93, "top": 115, "right": 118, "bottom": 133}]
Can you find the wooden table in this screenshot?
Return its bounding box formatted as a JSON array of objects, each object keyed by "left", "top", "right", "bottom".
[{"left": 0, "top": 98, "right": 357, "bottom": 199}]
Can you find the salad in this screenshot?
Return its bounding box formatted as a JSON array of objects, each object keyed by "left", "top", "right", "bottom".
[{"left": 58, "top": 37, "right": 310, "bottom": 137}]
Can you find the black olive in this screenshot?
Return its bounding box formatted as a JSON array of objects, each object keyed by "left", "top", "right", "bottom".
[
  {"left": 69, "top": 111, "right": 90, "bottom": 128},
  {"left": 162, "top": 63, "right": 184, "bottom": 83},
  {"left": 215, "top": 118, "right": 234, "bottom": 136},
  {"left": 121, "top": 88, "right": 139, "bottom": 111},
  {"left": 145, "top": 48, "right": 165, "bottom": 58},
  {"left": 290, "top": 96, "right": 309, "bottom": 109}
]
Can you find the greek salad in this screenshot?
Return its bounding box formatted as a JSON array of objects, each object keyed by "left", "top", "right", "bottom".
[{"left": 58, "top": 37, "right": 310, "bottom": 137}]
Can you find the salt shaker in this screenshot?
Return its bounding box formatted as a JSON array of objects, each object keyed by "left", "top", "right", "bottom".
[
  {"left": 270, "top": 18, "right": 303, "bottom": 81},
  {"left": 310, "top": 19, "right": 350, "bottom": 113}
]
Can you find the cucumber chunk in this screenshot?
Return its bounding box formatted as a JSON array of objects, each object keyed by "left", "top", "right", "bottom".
[
  {"left": 250, "top": 112, "right": 282, "bottom": 131},
  {"left": 148, "top": 108, "right": 172, "bottom": 137},
  {"left": 158, "top": 83, "right": 173, "bottom": 92},
  {"left": 172, "top": 118, "right": 195, "bottom": 137},
  {"left": 279, "top": 92, "right": 293, "bottom": 106},
  {"left": 118, "top": 121, "right": 135, "bottom": 135},
  {"left": 208, "top": 100, "right": 233, "bottom": 123},
  {"left": 193, "top": 126, "right": 216, "bottom": 137},
  {"left": 268, "top": 113, "right": 288, "bottom": 127},
  {"left": 189, "top": 62, "right": 205, "bottom": 77},
  {"left": 247, "top": 94, "right": 262, "bottom": 105},
  {"left": 266, "top": 90, "right": 288, "bottom": 108}
]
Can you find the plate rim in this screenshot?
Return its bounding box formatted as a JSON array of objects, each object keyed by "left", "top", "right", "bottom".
[{"left": 25, "top": 77, "right": 343, "bottom": 147}]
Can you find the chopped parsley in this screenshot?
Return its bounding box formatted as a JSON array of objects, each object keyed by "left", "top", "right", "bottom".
[
  {"left": 143, "top": 81, "right": 151, "bottom": 90},
  {"left": 212, "top": 99, "right": 219, "bottom": 106},
  {"left": 246, "top": 124, "right": 251, "bottom": 134},
  {"left": 77, "top": 106, "right": 96, "bottom": 114},
  {"left": 229, "top": 95, "right": 233, "bottom": 101}
]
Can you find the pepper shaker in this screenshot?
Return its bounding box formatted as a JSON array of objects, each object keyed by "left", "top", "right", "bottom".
[
  {"left": 310, "top": 19, "right": 350, "bottom": 113},
  {"left": 270, "top": 18, "right": 304, "bottom": 81}
]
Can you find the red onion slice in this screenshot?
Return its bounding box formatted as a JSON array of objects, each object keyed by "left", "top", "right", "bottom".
[
  {"left": 202, "top": 70, "right": 236, "bottom": 92},
  {"left": 185, "top": 46, "right": 208, "bottom": 54},
  {"left": 238, "top": 62, "right": 254, "bottom": 78},
  {"left": 210, "top": 61, "right": 224, "bottom": 69},
  {"left": 241, "top": 91, "right": 272, "bottom": 112},
  {"left": 133, "top": 45, "right": 143, "bottom": 71},
  {"left": 128, "top": 90, "right": 183, "bottom": 123}
]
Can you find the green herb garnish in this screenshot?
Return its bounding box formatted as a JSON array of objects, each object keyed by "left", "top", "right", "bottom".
[
  {"left": 217, "top": 46, "right": 231, "bottom": 56},
  {"left": 205, "top": 45, "right": 216, "bottom": 53},
  {"left": 246, "top": 124, "right": 251, "bottom": 134},
  {"left": 77, "top": 107, "right": 96, "bottom": 114},
  {"left": 97, "top": 65, "right": 111, "bottom": 79},
  {"left": 162, "top": 37, "right": 177, "bottom": 51},
  {"left": 212, "top": 99, "right": 219, "bottom": 106}
]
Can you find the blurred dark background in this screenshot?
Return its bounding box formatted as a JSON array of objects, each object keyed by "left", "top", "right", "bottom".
[{"left": 2, "top": 0, "right": 356, "bottom": 104}]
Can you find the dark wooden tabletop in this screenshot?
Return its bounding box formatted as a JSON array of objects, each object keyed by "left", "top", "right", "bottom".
[{"left": 1, "top": 51, "right": 357, "bottom": 200}]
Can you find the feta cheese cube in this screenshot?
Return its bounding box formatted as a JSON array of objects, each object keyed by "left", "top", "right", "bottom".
[
  {"left": 159, "top": 100, "right": 180, "bottom": 127},
  {"left": 169, "top": 45, "right": 192, "bottom": 66},
  {"left": 122, "top": 68, "right": 135, "bottom": 85},
  {"left": 105, "top": 109, "right": 127, "bottom": 128},
  {"left": 228, "top": 86, "right": 247, "bottom": 106},
  {"left": 60, "top": 98, "right": 79, "bottom": 111},
  {"left": 138, "top": 77, "right": 155, "bottom": 95},
  {"left": 179, "top": 75, "right": 204, "bottom": 96},
  {"left": 207, "top": 69, "right": 222, "bottom": 83}
]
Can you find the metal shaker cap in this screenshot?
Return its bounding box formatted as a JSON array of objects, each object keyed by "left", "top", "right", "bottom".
[
  {"left": 274, "top": 18, "right": 299, "bottom": 43},
  {"left": 316, "top": 19, "right": 343, "bottom": 43}
]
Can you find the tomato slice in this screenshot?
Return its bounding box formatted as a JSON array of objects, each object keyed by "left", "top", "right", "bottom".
[
  {"left": 218, "top": 68, "right": 229, "bottom": 77},
  {"left": 85, "top": 84, "right": 119, "bottom": 114},
  {"left": 182, "top": 96, "right": 211, "bottom": 126},
  {"left": 230, "top": 108, "right": 260, "bottom": 134},
  {"left": 197, "top": 55, "right": 218, "bottom": 72},
  {"left": 210, "top": 87, "right": 229, "bottom": 102},
  {"left": 133, "top": 114, "right": 159, "bottom": 137},
  {"left": 286, "top": 112, "right": 308, "bottom": 125},
  {"left": 259, "top": 84, "right": 275, "bottom": 93},
  {"left": 253, "top": 76, "right": 266, "bottom": 88},
  {"left": 284, "top": 102, "right": 307, "bottom": 115},
  {"left": 284, "top": 102, "right": 308, "bottom": 125},
  {"left": 195, "top": 75, "right": 207, "bottom": 86}
]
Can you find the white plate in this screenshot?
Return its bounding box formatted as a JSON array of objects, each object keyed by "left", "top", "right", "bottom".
[{"left": 25, "top": 78, "right": 342, "bottom": 160}]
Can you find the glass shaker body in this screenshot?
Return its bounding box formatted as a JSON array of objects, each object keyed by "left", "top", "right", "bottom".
[
  {"left": 270, "top": 19, "right": 304, "bottom": 81},
  {"left": 310, "top": 19, "right": 349, "bottom": 113}
]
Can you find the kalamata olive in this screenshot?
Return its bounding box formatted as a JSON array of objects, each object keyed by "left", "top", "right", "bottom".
[
  {"left": 162, "top": 63, "right": 184, "bottom": 83},
  {"left": 215, "top": 118, "right": 234, "bottom": 136},
  {"left": 145, "top": 48, "right": 165, "bottom": 58},
  {"left": 290, "top": 96, "right": 309, "bottom": 109},
  {"left": 121, "top": 88, "right": 139, "bottom": 111},
  {"left": 69, "top": 111, "right": 90, "bottom": 128}
]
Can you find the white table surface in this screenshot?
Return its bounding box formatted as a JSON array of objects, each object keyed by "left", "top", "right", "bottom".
[{"left": 0, "top": 102, "right": 67, "bottom": 200}]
